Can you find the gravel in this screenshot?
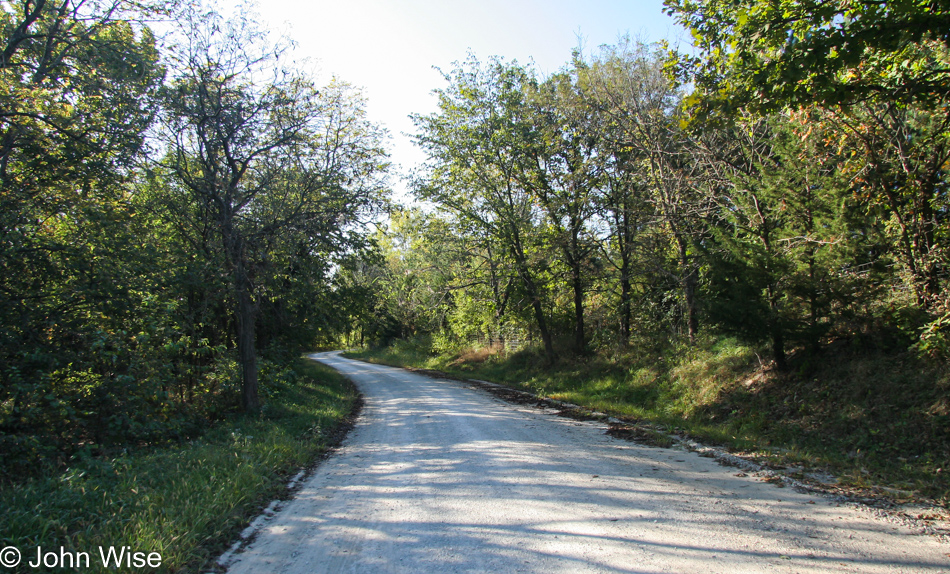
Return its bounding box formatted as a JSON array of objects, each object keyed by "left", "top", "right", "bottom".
[{"left": 222, "top": 351, "right": 949, "bottom": 573}]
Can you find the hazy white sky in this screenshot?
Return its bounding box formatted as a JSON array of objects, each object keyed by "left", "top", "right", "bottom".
[{"left": 235, "top": 0, "right": 685, "bottom": 198}]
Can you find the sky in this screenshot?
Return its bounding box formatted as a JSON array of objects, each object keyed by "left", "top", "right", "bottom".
[{"left": 235, "top": 0, "right": 686, "bottom": 199}]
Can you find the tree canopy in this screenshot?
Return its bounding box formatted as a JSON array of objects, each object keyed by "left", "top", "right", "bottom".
[
  {"left": 666, "top": 0, "right": 950, "bottom": 114},
  {"left": 0, "top": 0, "right": 389, "bottom": 474},
  {"left": 2, "top": 0, "right": 948, "bottom": 486}
]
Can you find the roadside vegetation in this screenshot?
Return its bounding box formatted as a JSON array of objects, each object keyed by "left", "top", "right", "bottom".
[
  {"left": 3, "top": 0, "right": 949, "bottom": 566},
  {"left": 339, "top": 1, "right": 950, "bottom": 508},
  {"left": 350, "top": 337, "right": 950, "bottom": 506},
  {"left": 0, "top": 0, "right": 388, "bottom": 483},
  {"left": 0, "top": 1, "right": 384, "bottom": 567},
  {"left": 0, "top": 358, "right": 357, "bottom": 573}
]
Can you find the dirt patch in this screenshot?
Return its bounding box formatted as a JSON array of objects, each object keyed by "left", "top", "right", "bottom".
[
  {"left": 606, "top": 424, "right": 676, "bottom": 448},
  {"left": 446, "top": 345, "right": 506, "bottom": 367}
]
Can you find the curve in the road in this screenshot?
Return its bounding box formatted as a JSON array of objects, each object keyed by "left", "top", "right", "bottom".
[{"left": 223, "top": 351, "right": 949, "bottom": 574}]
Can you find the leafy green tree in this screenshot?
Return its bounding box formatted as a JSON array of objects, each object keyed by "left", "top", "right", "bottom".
[
  {"left": 666, "top": 0, "right": 950, "bottom": 114},
  {"left": 819, "top": 102, "right": 950, "bottom": 311},
  {"left": 666, "top": 0, "right": 950, "bottom": 354},
  {"left": 161, "top": 9, "right": 388, "bottom": 412},
  {"left": 0, "top": 0, "right": 166, "bottom": 467},
  {"left": 522, "top": 70, "right": 605, "bottom": 353},
  {"left": 701, "top": 113, "right": 865, "bottom": 368},
  {"left": 372, "top": 209, "right": 453, "bottom": 338},
  {"left": 413, "top": 56, "right": 558, "bottom": 362},
  {"left": 596, "top": 147, "right": 654, "bottom": 344},
  {"left": 581, "top": 39, "right": 709, "bottom": 342}
]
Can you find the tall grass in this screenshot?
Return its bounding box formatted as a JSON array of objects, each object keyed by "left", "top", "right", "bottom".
[
  {"left": 0, "top": 358, "right": 357, "bottom": 573},
  {"left": 349, "top": 336, "right": 950, "bottom": 505}
]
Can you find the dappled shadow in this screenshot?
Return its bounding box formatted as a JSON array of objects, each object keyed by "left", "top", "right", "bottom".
[
  {"left": 224, "top": 353, "right": 949, "bottom": 573},
  {"left": 707, "top": 345, "right": 950, "bottom": 488}
]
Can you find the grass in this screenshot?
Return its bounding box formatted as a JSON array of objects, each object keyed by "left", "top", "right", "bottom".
[
  {"left": 0, "top": 357, "right": 358, "bottom": 573},
  {"left": 348, "top": 336, "right": 950, "bottom": 506}
]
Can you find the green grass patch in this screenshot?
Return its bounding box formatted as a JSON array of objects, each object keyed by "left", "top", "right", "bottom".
[
  {"left": 0, "top": 358, "right": 358, "bottom": 573},
  {"left": 349, "top": 337, "right": 950, "bottom": 506}
]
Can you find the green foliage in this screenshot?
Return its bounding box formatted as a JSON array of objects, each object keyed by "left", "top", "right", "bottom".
[
  {"left": 0, "top": 358, "right": 358, "bottom": 573},
  {"left": 0, "top": 1, "right": 387, "bottom": 478},
  {"left": 661, "top": 0, "right": 950, "bottom": 348},
  {"left": 1, "top": 0, "right": 948, "bottom": 535},
  {"left": 916, "top": 309, "right": 950, "bottom": 362},
  {"left": 701, "top": 113, "right": 869, "bottom": 366},
  {"left": 381, "top": 32, "right": 949, "bottom": 378},
  {"left": 412, "top": 55, "right": 562, "bottom": 361},
  {"left": 355, "top": 336, "right": 950, "bottom": 503},
  {"left": 665, "top": 0, "right": 950, "bottom": 114},
  {"left": 159, "top": 9, "right": 389, "bottom": 412},
  {"left": 0, "top": 0, "right": 174, "bottom": 476}
]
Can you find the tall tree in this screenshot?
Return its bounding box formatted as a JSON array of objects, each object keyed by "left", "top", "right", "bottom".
[
  {"left": 161, "top": 9, "right": 388, "bottom": 412},
  {"left": 413, "top": 56, "right": 558, "bottom": 362},
  {"left": 523, "top": 70, "right": 604, "bottom": 353},
  {"left": 581, "top": 39, "right": 708, "bottom": 342}
]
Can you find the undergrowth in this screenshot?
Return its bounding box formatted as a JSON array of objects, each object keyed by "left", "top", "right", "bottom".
[
  {"left": 348, "top": 336, "right": 950, "bottom": 506},
  {"left": 0, "top": 358, "right": 357, "bottom": 573}
]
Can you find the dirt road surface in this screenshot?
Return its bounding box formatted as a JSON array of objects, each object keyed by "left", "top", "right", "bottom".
[{"left": 223, "top": 351, "right": 949, "bottom": 573}]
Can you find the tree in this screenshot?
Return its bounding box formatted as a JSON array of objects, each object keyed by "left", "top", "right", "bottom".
[
  {"left": 665, "top": 0, "right": 950, "bottom": 115},
  {"left": 161, "top": 8, "right": 388, "bottom": 412},
  {"left": 0, "top": 0, "right": 166, "bottom": 462},
  {"left": 581, "top": 39, "right": 709, "bottom": 342},
  {"left": 372, "top": 208, "right": 455, "bottom": 339},
  {"left": 820, "top": 102, "right": 950, "bottom": 310},
  {"left": 666, "top": 0, "right": 950, "bottom": 354},
  {"left": 522, "top": 70, "right": 604, "bottom": 353},
  {"left": 413, "top": 56, "right": 558, "bottom": 362},
  {"left": 697, "top": 110, "right": 878, "bottom": 369},
  {"left": 596, "top": 139, "right": 652, "bottom": 344}
]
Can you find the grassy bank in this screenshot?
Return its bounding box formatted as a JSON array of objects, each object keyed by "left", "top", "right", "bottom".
[
  {"left": 0, "top": 357, "right": 358, "bottom": 573},
  {"left": 348, "top": 337, "right": 949, "bottom": 506}
]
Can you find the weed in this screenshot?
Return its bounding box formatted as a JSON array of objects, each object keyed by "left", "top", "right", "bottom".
[
  {"left": 349, "top": 336, "right": 950, "bottom": 506},
  {"left": 0, "top": 358, "right": 357, "bottom": 573}
]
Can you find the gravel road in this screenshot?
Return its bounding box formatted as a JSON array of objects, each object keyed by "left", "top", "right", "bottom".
[{"left": 223, "top": 351, "right": 949, "bottom": 573}]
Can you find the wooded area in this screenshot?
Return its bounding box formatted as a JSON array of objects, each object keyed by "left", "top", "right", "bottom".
[
  {"left": 349, "top": 2, "right": 950, "bottom": 374},
  {"left": 0, "top": 0, "right": 388, "bottom": 478},
  {"left": 1, "top": 0, "right": 948, "bottom": 495},
  {"left": 343, "top": 2, "right": 950, "bottom": 497}
]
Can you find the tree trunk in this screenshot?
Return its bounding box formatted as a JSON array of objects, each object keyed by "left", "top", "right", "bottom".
[
  {"left": 235, "top": 271, "right": 260, "bottom": 413},
  {"left": 771, "top": 320, "right": 787, "bottom": 371},
  {"left": 508, "top": 223, "right": 556, "bottom": 364},
  {"left": 224, "top": 220, "right": 260, "bottom": 413},
  {"left": 807, "top": 249, "right": 822, "bottom": 354},
  {"left": 517, "top": 260, "right": 555, "bottom": 363},
  {"left": 565, "top": 223, "right": 587, "bottom": 355},
  {"left": 531, "top": 294, "right": 556, "bottom": 363},
  {"left": 571, "top": 263, "right": 585, "bottom": 354},
  {"left": 678, "top": 237, "right": 698, "bottom": 343},
  {"left": 620, "top": 269, "right": 631, "bottom": 344},
  {"left": 767, "top": 284, "right": 788, "bottom": 371},
  {"left": 616, "top": 202, "right": 632, "bottom": 345},
  {"left": 684, "top": 267, "right": 698, "bottom": 343}
]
